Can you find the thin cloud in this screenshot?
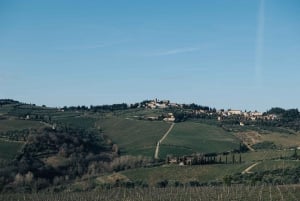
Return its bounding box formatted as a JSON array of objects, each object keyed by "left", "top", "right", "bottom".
[
  {"left": 255, "top": 0, "right": 265, "bottom": 85},
  {"left": 57, "top": 40, "right": 130, "bottom": 51},
  {"left": 154, "top": 47, "right": 201, "bottom": 56},
  {"left": 56, "top": 43, "right": 106, "bottom": 51}
]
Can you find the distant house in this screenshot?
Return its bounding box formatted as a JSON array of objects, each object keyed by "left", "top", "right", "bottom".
[
  {"left": 265, "top": 114, "right": 277, "bottom": 120},
  {"left": 147, "top": 116, "right": 158, "bottom": 121},
  {"left": 227, "top": 110, "right": 242, "bottom": 115},
  {"left": 250, "top": 112, "right": 263, "bottom": 117},
  {"left": 163, "top": 117, "right": 175, "bottom": 122},
  {"left": 147, "top": 102, "right": 157, "bottom": 109},
  {"left": 156, "top": 103, "right": 167, "bottom": 109},
  {"left": 163, "top": 113, "right": 175, "bottom": 122},
  {"left": 185, "top": 156, "right": 194, "bottom": 165},
  {"left": 194, "top": 109, "right": 207, "bottom": 115},
  {"left": 167, "top": 157, "right": 178, "bottom": 164},
  {"left": 243, "top": 112, "right": 250, "bottom": 117}
]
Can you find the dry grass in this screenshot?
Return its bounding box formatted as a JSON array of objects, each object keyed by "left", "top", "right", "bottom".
[
  {"left": 235, "top": 130, "right": 300, "bottom": 149},
  {"left": 261, "top": 132, "right": 300, "bottom": 148},
  {"left": 44, "top": 156, "right": 70, "bottom": 168},
  {"left": 122, "top": 164, "right": 248, "bottom": 186},
  {"left": 96, "top": 173, "right": 130, "bottom": 185}
]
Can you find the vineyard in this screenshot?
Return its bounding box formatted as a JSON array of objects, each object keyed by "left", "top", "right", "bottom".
[{"left": 1, "top": 185, "right": 300, "bottom": 201}]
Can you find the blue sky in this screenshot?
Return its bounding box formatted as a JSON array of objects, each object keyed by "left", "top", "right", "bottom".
[{"left": 1, "top": 0, "right": 300, "bottom": 111}]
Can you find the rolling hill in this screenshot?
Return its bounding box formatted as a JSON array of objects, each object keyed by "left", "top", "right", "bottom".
[{"left": 1, "top": 99, "right": 300, "bottom": 194}]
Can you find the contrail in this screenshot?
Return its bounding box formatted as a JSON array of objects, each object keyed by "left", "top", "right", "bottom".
[{"left": 255, "top": 0, "right": 265, "bottom": 86}]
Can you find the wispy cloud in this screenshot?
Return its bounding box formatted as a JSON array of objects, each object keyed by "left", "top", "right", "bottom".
[
  {"left": 57, "top": 40, "right": 130, "bottom": 51},
  {"left": 255, "top": 0, "right": 265, "bottom": 85},
  {"left": 154, "top": 47, "right": 201, "bottom": 56}
]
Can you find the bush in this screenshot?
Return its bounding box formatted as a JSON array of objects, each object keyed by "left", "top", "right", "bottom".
[
  {"left": 156, "top": 180, "right": 168, "bottom": 188},
  {"left": 252, "top": 141, "right": 276, "bottom": 150},
  {"left": 189, "top": 180, "right": 200, "bottom": 187}
]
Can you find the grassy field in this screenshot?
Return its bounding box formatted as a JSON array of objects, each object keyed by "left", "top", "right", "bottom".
[
  {"left": 0, "top": 119, "right": 45, "bottom": 132},
  {"left": 119, "top": 149, "right": 299, "bottom": 186},
  {"left": 55, "top": 116, "right": 96, "bottom": 129},
  {"left": 241, "top": 149, "right": 294, "bottom": 162},
  {"left": 260, "top": 132, "right": 300, "bottom": 148},
  {"left": 251, "top": 160, "right": 300, "bottom": 172},
  {"left": 0, "top": 105, "right": 14, "bottom": 115},
  {"left": 0, "top": 140, "right": 23, "bottom": 160},
  {"left": 99, "top": 117, "right": 170, "bottom": 157},
  {"left": 113, "top": 108, "right": 164, "bottom": 118},
  {"left": 160, "top": 121, "right": 240, "bottom": 158},
  {"left": 122, "top": 163, "right": 248, "bottom": 185}
]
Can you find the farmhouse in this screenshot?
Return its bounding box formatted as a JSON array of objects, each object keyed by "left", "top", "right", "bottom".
[
  {"left": 227, "top": 110, "right": 242, "bottom": 115},
  {"left": 147, "top": 102, "right": 157, "bottom": 109},
  {"left": 264, "top": 114, "right": 277, "bottom": 120},
  {"left": 163, "top": 113, "right": 175, "bottom": 122}
]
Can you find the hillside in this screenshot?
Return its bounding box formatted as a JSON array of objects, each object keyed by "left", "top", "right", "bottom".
[
  {"left": 99, "top": 117, "right": 170, "bottom": 156},
  {"left": 160, "top": 121, "right": 240, "bottom": 158},
  {"left": 1, "top": 99, "right": 300, "bottom": 194}
]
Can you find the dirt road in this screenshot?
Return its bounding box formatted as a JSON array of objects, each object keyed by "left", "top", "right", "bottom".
[
  {"left": 154, "top": 123, "right": 175, "bottom": 159},
  {"left": 242, "top": 162, "right": 260, "bottom": 174}
]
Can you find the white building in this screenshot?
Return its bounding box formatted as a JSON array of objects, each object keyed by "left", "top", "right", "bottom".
[
  {"left": 163, "top": 113, "right": 175, "bottom": 122},
  {"left": 250, "top": 112, "right": 263, "bottom": 117},
  {"left": 227, "top": 110, "right": 242, "bottom": 115}
]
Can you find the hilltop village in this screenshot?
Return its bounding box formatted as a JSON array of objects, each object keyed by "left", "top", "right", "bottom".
[
  {"left": 141, "top": 99, "right": 278, "bottom": 123},
  {"left": 1, "top": 99, "right": 300, "bottom": 194}
]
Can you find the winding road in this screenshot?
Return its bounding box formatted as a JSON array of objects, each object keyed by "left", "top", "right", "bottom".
[
  {"left": 242, "top": 162, "right": 260, "bottom": 174},
  {"left": 154, "top": 123, "right": 175, "bottom": 159}
]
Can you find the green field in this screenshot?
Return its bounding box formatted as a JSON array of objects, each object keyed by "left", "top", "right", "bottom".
[
  {"left": 55, "top": 116, "right": 96, "bottom": 129},
  {"left": 260, "top": 132, "right": 300, "bottom": 148},
  {"left": 160, "top": 122, "right": 240, "bottom": 158},
  {"left": 252, "top": 160, "right": 300, "bottom": 172},
  {"left": 122, "top": 163, "right": 248, "bottom": 185},
  {"left": 242, "top": 149, "right": 294, "bottom": 162},
  {"left": 0, "top": 119, "right": 45, "bottom": 132},
  {"left": 0, "top": 140, "right": 23, "bottom": 160},
  {"left": 89, "top": 149, "right": 300, "bottom": 188},
  {"left": 99, "top": 117, "right": 170, "bottom": 156},
  {"left": 113, "top": 108, "right": 164, "bottom": 118}
]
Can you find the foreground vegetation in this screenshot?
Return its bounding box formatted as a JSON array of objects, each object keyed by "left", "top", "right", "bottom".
[{"left": 1, "top": 185, "right": 300, "bottom": 201}]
